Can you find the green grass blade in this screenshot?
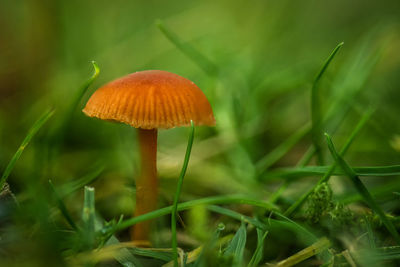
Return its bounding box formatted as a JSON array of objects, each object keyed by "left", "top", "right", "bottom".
[
  {"left": 156, "top": 20, "right": 218, "bottom": 76},
  {"left": 223, "top": 221, "right": 247, "bottom": 267},
  {"left": 274, "top": 211, "right": 318, "bottom": 243},
  {"left": 171, "top": 121, "right": 195, "bottom": 267},
  {"left": 48, "top": 180, "right": 78, "bottom": 230},
  {"left": 73, "top": 61, "right": 100, "bottom": 109},
  {"left": 207, "top": 206, "right": 317, "bottom": 246},
  {"left": 339, "top": 178, "right": 400, "bottom": 204},
  {"left": 207, "top": 205, "right": 266, "bottom": 230},
  {"left": 51, "top": 61, "right": 99, "bottom": 144},
  {"left": 264, "top": 165, "right": 400, "bottom": 180},
  {"left": 311, "top": 42, "right": 344, "bottom": 165},
  {"left": 0, "top": 109, "right": 54, "bottom": 189},
  {"left": 82, "top": 186, "right": 96, "bottom": 249},
  {"left": 128, "top": 248, "right": 173, "bottom": 262},
  {"left": 284, "top": 110, "right": 371, "bottom": 216},
  {"left": 111, "top": 195, "right": 277, "bottom": 235},
  {"left": 248, "top": 229, "right": 268, "bottom": 267},
  {"left": 365, "top": 216, "right": 377, "bottom": 249},
  {"left": 325, "top": 133, "right": 400, "bottom": 244}
]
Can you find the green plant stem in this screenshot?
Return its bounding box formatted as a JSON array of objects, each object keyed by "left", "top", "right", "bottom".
[
  {"left": 171, "top": 121, "right": 195, "bottom": 267},
  {"left": 325, "top": 133, "right": 400, "bottom": 244}
]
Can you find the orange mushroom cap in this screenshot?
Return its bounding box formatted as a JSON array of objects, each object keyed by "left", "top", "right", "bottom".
[{"left": 83, "top": 70, "right": 216, "bottom": 129}]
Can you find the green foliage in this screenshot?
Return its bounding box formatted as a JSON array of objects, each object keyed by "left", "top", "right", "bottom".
[{"left": 2, "top": 1, "right": 400, "bottom": 266}]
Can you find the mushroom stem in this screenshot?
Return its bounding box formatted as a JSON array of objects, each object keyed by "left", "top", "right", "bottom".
[{"left": 132, "top": 128, "right": 158, "bottom": 242}]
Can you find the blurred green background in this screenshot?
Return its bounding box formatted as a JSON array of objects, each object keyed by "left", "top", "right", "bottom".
[{"left": 1, "top": 0, "right": 400, "bottom": 266}]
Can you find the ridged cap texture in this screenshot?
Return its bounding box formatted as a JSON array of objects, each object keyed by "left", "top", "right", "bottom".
[{"left": 83, "top": 70, "right": 215, "bottom": 129}]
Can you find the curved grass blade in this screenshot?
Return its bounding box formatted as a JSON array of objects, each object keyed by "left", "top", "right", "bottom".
[
  {"left": 207, "top": 205, "right": 266, "bottom": 230},
  {"left": 311, "top": 42, "right": 344, "bottom": 165},
  {"left": 325, "top": 133, "right": 400, "bottom": 244},
  {"left": 264, "top": 165, "right": 400, "bottom": 180},
  {"left": 171, "top": 121, "right": 195, "bottom": 267},
  {"left": 0, "top": 109, "right": 54, "bottom": 189},
  {"left": 51, "top": 61, "right": 99, "bottom": 145},
  {"left": 205, "top": 206, "right": 318, "bottom": 247},
  {"left": 273, "top": 211, "right": 318, "bottom": 243},
  {"left": 111, "top": 195, "right": 277, "bottom": 235},
  {"left": 207, "top": 206, "right": 317, "bottom": 246}
]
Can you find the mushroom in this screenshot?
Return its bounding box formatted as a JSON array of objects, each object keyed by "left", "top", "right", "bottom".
[{"left": 82, "top": 70, "right": 215, "bottom": 242}]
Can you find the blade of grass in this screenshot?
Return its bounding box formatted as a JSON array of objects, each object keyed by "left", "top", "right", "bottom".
[
  {"left": 311, "top": 42, "right": 344, "bottom": 165},
  {"left": 128, "top": 247, "right": 173, "bottom": 262},
  {"left": 223, "top": 221, "right": 247, "bottom": 267},
  {"left": 171, "top": 121, "right": 195, "bottom": 267},
  {"left": 365, "top": 216, "right": 377, "bottom": 249},
  {"left": 273, "top": 211, "right": 318, "bottom": 243},
  {"left": 325, "top": 133, "right": 400, "bottom": 244},
  {"left": 248, "top": 229, "right": 268, "bottom": 267},
  {"left": 207, "top": 205, "right": 266, "bottom": 230},
  {"left": 263, "top": 165, "right": 400, "bottom": 180},
  {"left": 339, "top": 178, "right": 400, "bottom": 204},
  {"left": 156, "top": 20, "right": 218, "bottom": 77},
  {"left": 0, "top": 108, "right": 54, "bottom": 189},
  {"left": 207, "top": 206, "right": 318, "bottom": 245},
  {"left": 50, "top": 61, "right": 99, "bottom": 144},
  {"left": 284, "top": 109, "right": 372, "bottom": 216},
  {"left": 73, "top": 61, "right": 100, "bottom": 110},
  {"left": 205, "top": 206, "right": 319, "bottom": 249},
  {"left": 111, "top": 195, "right": 277, "bottom": 235},
  {"left": 48, "top": 180, "right": 78, "bottom": 230}
]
